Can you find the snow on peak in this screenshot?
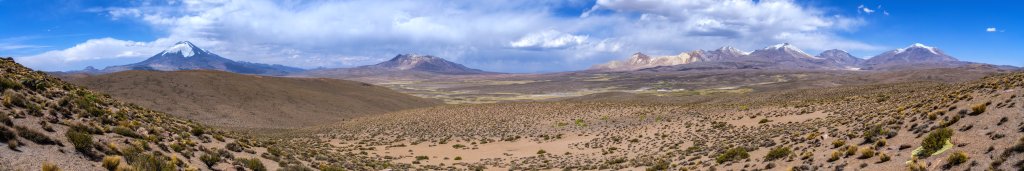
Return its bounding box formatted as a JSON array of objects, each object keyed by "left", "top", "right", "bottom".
[
  {"left": 161, "top": 41, "right": 205, "bottom": 57},
  {"left": 894, "top": 43, "right": 939, "bottom": 54}
]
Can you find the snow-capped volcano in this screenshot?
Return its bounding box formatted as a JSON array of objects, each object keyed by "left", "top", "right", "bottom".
[
  {"left": 159, "top": 41, "right": 210, "bottom": 58},
  {"left": 99, "top": 41, "right": 303, "bottom": 75},
  {"left": 748, "top": 43, "right": 820, "bottom": 60},
  {"left": 863, "top": 43, "right": 959, "bottom": 69}
]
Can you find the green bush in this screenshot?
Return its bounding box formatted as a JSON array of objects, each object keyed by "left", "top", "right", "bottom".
[
  {"left": 764, "top": 146, "right": 791, "bottom": 161},
  {"left": 715, "top": 147, "right": 750, "bottom": 163},
  {"left": 919, "top": 128, "right": 953, "bottom": 156},
  {"left": 862, "top": 125, "right": 888, "bottom": 143},
  {"left": 237, "top": 158, "right": 266, "bottom": 171},
  {"left": 199, "top": 153, "right": 220, "bottom": 167},
  {"left": 945, "top": 151, "right": 968, "bottom": 167},
  {"left": 0, "top": 78, "right": 23, "bottom": 90},
  {"left": 65, "top": 130, "right": 94, "bottom": 154},
  {"left": 15, "top": 126, "right": 57, "bottom": 145},
  {"left": 537, "top": 149, "right": 546, "bottom": 155},
  {"left": 123, "top": 147, "right": 177, "bottom": 171},
  {"left": 112, "top": 126, "right": 142, "bottom": 139}
]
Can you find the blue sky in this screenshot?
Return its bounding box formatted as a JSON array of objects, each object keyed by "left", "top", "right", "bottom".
[{"left": 1, "top": 0, "right": 1021, "bottom": 72}]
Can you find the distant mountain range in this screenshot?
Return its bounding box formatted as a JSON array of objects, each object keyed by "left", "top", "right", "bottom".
[
  {"left": 591, "top": 43, "right": 1001, "bottom": 72},
  {"left": 82, "top": 41, "right": 304, "bottom": 75},
  {"left": 296, "top": 54, "right": 496, "bottom": 79},
  {"left": 66, "top": 41, "right": 1010, "bottom": 77}
]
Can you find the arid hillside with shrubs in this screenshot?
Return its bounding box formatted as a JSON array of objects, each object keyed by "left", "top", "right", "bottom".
[
  {"left": 311, "top": 71, "right": 1024, "bottom": 170},
  {"left": 0, "top": 58, "right": 396, "bottom": 170},
  {"left": 65, "top": 70, "right": 441, "bottom": 129}
]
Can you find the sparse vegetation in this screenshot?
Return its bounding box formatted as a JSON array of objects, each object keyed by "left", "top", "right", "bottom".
[
  {"left": 764, "top": 146, "right": 791, "bottom": 161},
  {"left": 716, "top": 147, "right": 749, "bottom": 163},
  {"left": 945, "top": 151, "right": 968, "bottom": 167},
  {"left": 918, "top": 128, "right": 953, "bottom": 157},
  {"left": 237, "top": 158, "right": 266, "bottom": 171}
]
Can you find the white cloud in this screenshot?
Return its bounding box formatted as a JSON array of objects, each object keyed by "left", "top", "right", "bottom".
[
  {"left": 16, "top": 38, "right": 163, "bottom": 71},
  {"left": 24, "top": 0, "right": 878, "bottom": 72},
  {"left": 860, "top": 6, "right": 875, "bottom": 14},
  {"left": 987, "top": 27, "right": 998, "bottom": 32},
  {"left": 509, "top": 30, "right": 589, "bottom": 49}
]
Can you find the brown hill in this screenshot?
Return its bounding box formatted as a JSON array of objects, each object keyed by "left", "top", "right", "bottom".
[{"left": 67, "top": 70, "right": 441, "bottom": 129}]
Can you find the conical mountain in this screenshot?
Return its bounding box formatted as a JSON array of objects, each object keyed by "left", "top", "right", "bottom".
[
  {"left": 363, "top": 54, "right": 488, "bottom": 74},
  {"left": 100, "top": 41, "right": 303, "bottom": 75},
  {"left": 816, "top": 49, "right": 864, "bottom": 67},
  {"left": 864, "top": 43, "right": 959, "bottom": 68}
]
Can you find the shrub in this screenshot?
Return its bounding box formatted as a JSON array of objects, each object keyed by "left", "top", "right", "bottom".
[
  {"left": 758, "top": 119, "right": 772, "bottom": 124},
  {"left": 0, "top": 114, "right": 11, "bottom": 126},
  {"left": 225, "top": 142, "right": 243, "bottom": 152},
  {"left": 969, "top": 103, "right": 986, "bottom": 115},
  {"left": 452, "top": 144, "right": 466, "bottom": 149},
  {"left": 0, "top": 127, "right": 15, "bottom": 142},
  {"left": 832, "top": 139, "right": 845, "bottom": 148},
  {"left": 415, "top": 155, "right": 429, "bottom": 160},
  {"left": 715, "top": 147, "right": 750, "bottom": 163},
  {"left": 907, "top": 157, "right": 926, "bottom": 171},
  {"left": 15, "top": 126, "right": 57, "bottom": 145},
  {"left": 945, "top": 151, "right": 968, "bottom": 167},
  {"left": 537, "top": 149, "right": 547, "bottom": 154},
  {"left": 878, "top": 153, "right": 891, "bottom": 163},
  {"left": 41, "top": 162, "right": 59, "bottom": 171},
  {"left": 199, "top": 153, "right": 220, "bottom": 167},
  {"left": 845, "top": 145, "right": 858, "bottom": 156},
  {"left": 66, "top": 130, "right": 94, "bottom": 154},
  {"left": 858, "top": 147, "right": 875, "bottom": 159},
  {"left": 102, "top": 156, "right": 122, "bottom": 171},
  {"left": 237, "top": 158, "right": 266, "bottom": 171},
  {"left": 454, "top": 156, "right": 462, "bottom": 160},
  {"left": 764, "top": 146, "right": 791, "bottom": 161},
  {"left": 7, "top": 139, "right": 18, "bottom": 150},
  {"left": 112, "top": 126, "right": 142, "bottom": 139},
  {"left": 0, "top": 78, "right": 23, "bottom": 91},
  {"left": 919, "top": 128, "right": 953, "bottom": 156},
  {"left": 123, "top": 147, "right": 177, "bottom": 171},
  {"left": 862, "top": 125, "right": 888, "bottom": 143},
  {"left": 827, "top": 150, "right": 841, "bottom": 162}
]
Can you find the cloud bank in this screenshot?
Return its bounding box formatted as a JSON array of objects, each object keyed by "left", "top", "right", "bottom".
[{"left": 19, "top": 0, "right": 878, "bottom": 73}]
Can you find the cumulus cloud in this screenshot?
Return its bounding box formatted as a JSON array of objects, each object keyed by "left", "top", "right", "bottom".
[
  {"left": 16, "top": 38, "right": 163, "bottom": 71},
  {"left": 987, "top": 27, "right": 998, "bottom": 32},
  {"left": 23, "top": 0, "right": 878, "bottom": 72},
  {"left": 509, "top": 30, "right": 589, "bottom": 49}
]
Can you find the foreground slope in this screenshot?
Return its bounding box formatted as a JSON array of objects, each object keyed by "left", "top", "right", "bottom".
[
  {"left": 67, "top": 70, "right": 441, "bottom": 129},
  {"left": 2, "top": 57, "right": 418, "bottom": 170},
  {"left": 0, "top": 57, "right": 271, "bottom": 170},
  {"left": 319, "top": 71, "right": 1024, "bottom": 170}
]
